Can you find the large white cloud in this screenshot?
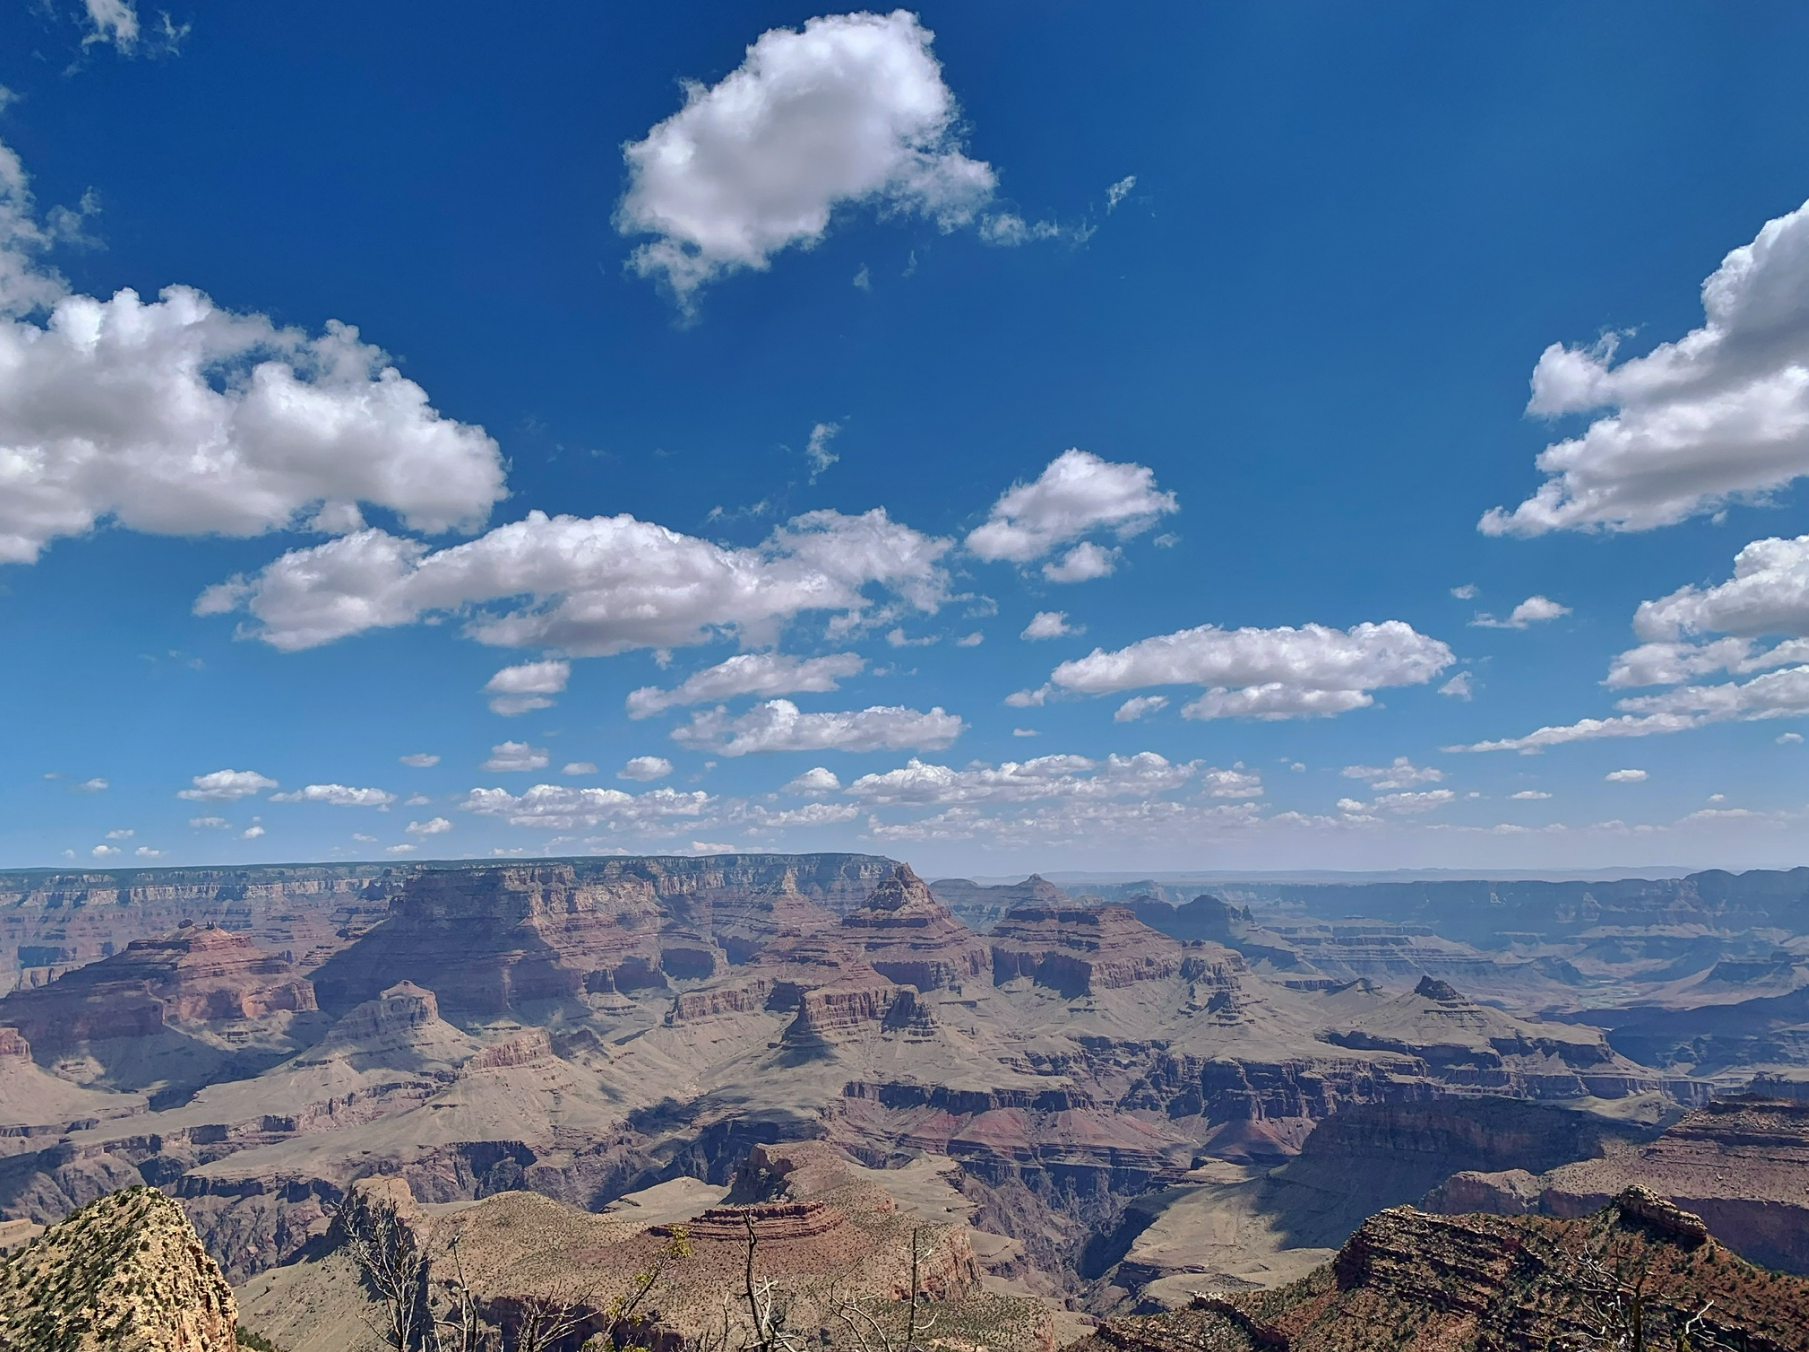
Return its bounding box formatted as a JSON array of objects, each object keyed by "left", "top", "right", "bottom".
[
  {"left": 670, "top": 698, "right": 963, "bottom": 756},
  {"left": 198, "top": 507, "right": 949, "bottom": 654},
  {"left": 1482, "top": 196, "right": 1809, "bottom": 535},
  {"left": 1633, "top": 534, "right": 1809, "bottom": 643},
  {"left": 1046, "top": 620, "right": 1453, "bottom": 721},
  {"left": 967, "top": 449, "right": 1177, "bottom": 567},
  {"left": 626, "top": 651, "right": 864, "bottom": 719},
  {"left": 462, "top": 784, "right": 714, "bottom": 832},
  {"left": 617, "top": 10, "right": 997, "bottom": 305},
  {"left": 0, "top": 143, "right": 505, "bottom": 566}
]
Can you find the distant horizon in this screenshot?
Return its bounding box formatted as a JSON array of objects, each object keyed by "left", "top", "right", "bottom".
[{"left": 7, "top": 852, "right": 1804, "bottom": 891}]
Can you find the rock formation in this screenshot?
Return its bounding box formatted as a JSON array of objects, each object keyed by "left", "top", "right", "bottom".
[
  {"left": 1078, "top": 1189, "right": 1809, "bottom": 1352},
  {"left": 989, "top": 905, "right": 1197, "bottom": 996},
  {"left": 0, "top": 925, "right": 316, "bottom": 1053},
  {"left": 926, "top": 873, "right": 1069, "bottom": 931},
  {"left": 307, "top": 855, "right": 893, "bottom": 1016},
  {"left": 838, "top": 865, "right": 989, "bottom": 991},
  {"left": 0, "top": 1185, "right": 238, "bottom": 1352},
  {"left": 1429, "top": 1095, "right": 1809, "bottom": 1274}
]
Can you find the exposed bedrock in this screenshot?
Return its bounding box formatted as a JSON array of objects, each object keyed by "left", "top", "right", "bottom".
[
  {"left": 1428, "top": 1096, "right": 1809, "bottom": 1274},
  {"left": 989, "top": 905, "right": 1225, "bottom": 996},
  {"left": 1124, "top": 1051, "right": 1431, "bottom": 1126},
  {"left": 0, "top": 926, "right": 315, "bottom": 1053},
  {"left": 838, "top": 864, "right": 990, "bottom": 991},
  {"left": 307, "top": 856, "right": 890, "bottom": 1017}
]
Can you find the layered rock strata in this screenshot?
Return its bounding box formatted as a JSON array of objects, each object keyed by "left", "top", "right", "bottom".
[
  {"left": 1428, "top": 1095, "right": 1809, "bottom": 1273},
  {"left": 0, "top": 926, "right": 315, "bottom": 1052},
  {"left": 1079, "top": 1189, "right": 1809, "bottom": 1352},
  {"left": 989, "top": 905, "right": 1203, "bottom": 996}
]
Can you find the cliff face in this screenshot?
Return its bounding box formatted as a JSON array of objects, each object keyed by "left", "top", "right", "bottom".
[
  {"left": 0, "top": 864, "right": 401, "bottom": 994},
  {"left": 989, "top": 905, "right": 1200, "bottom": 996},
  {"left": 1080, "top": 1189, "right": 1809, "bottom": 1352},
  {"left": 1430, "top": 1096, "right": 1809, "bottom": 1274},
  {"left": 0, "top": 1185, "right": 238, "bottom": 1352},
  {"left": 0, "top": 925, "right": 316, "bottom": 1052},
  {"left": 308, "top": 854, "right": 894, "bottom": 1016},
  {"left": 839, "top": 865, "right": 990, "bottom": 991}
]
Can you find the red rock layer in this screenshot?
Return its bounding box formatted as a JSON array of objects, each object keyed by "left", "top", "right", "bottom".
[
  {"left": 308, "top": 860, "right": 862, "bottom": 1016},
  {"left": 0, "top": 925, "right": 315, "bottom": 1052},
  {"left": 661, "top": 1201, "right": 846, "bottom": 1242},
  {"left": 988, "top": 905, "right": 1192, "bottom": 995},
  {"left": 838, "top": 865, "right": 989, "bottom": 991}
]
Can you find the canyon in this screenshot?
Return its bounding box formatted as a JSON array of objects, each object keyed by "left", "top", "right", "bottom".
[{"left": 2, "top": 854, "right": 1808, "bottom": 1349}]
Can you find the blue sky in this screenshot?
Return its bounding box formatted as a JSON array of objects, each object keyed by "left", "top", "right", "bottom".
[{"left": 2, "top": 1, "right": 1807, "bottom": 874}]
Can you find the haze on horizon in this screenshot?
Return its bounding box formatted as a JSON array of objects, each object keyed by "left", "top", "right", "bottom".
[{"left": 1, "top": 1, "right": 1807, "bottom": 877}]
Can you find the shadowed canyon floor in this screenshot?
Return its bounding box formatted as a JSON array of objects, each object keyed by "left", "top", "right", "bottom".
[{"left": 3, "top": 855, "right": 1809, "bottom": 1345}]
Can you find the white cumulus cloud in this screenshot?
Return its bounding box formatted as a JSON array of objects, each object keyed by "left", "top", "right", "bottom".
[
  {"left": 1341, "top": 757, "right": 1444, "bottom": 790},
  {"left": 627, "top": 652, "right": 865, "bottom": 718},
  {"left": 1464, "top": 534, "right": 1809, "bottom": 751},
  {"left": 1483, "top": 196, "right": 1809, "bottom": 535},
  {"left": 783, "top": 766, "right": 842, "bottom": 795},
  {"left": 485, "top": 659, "right": 570, "bottom": 716},
  {"left": 406, "top": 816, "right": 452, "bottom": 835},
  {"left": 461, "top": 784, "right": 714, "bottom": 832},
  {"left": 1114, "top": 694, "right": 1169, "bottom": 722},
  {"left": 1041, "top": 541, "right": 1119, "bottom": 583},
  {"left": 269, "top": 783, "right": 397, "bottom": 808},
  {"left": 617, "top": 11, "right": 997, "bottom": 306},
  {"left": 198, "top": 508, "right": 948, "bottom": 655},
  {"left": 484, "top": 741, "right": 549, "bottom": 772},
  {"left": 1606, "top": 768, "right": 1649, "bottom": 783},
  {"left": 0, "top": 142, "right": 504, "bottom": 568},
  {"left": 845, "top": 751, "right": 1248, "bottom": 806},
  {"left": 1048, "top": 620, "right": 1452, "bottom": 721},
  {"left": 670, "top": 698, "right": 963, "bottom": 756},
  {"left": 1021, "top": 610, "right": 1081, "bottom": 641},
  {"left": 619, "top": 756, "right": 674, "bottom": 782},
  {"left": 1470, "top": 595, "right": 1572, "bottom": 629},
  {"left": 399, "top": 752, "right": 440, "bottom": 768},
  {"left": 967, "top": 449, "right": 1177, "bottom": 566},
  {"left": 178, "top": 769, "right": 277, "bottom": 801}
]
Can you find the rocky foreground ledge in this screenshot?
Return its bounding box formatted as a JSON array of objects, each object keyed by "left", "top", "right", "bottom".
[
  {"left": 0, "top": 1185, "right": 239, "bottom": 1352},
  {"left": 1079, "top": 1187, "right": 1809, "bottom": 1352}
]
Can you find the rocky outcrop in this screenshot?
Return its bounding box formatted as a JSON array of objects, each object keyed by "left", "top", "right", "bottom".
[
  {"left": 665, "top": 1200, "right": 847, "bottom": 1241},
  {"left": 0, "top": 926, "right": 315, "bottom": 1052},
  {"left": 1434, "top": 1096, "right": 1809, "bottom": 1274},
  {"left": 990, "top": 906, "right": 1202, "bottom": 996},
  {"left": 839, "top": 865, "right": 989, "bottom": 991},
  {"left": 784, "top": 981, "right": 929, "bottom": 1046},
  {"left": 1078, "top": 1189, "right": 1809, "bottom": 1352},
  {"left": 0, "top": 1185, "right": 238, "bottom": 1352}
]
